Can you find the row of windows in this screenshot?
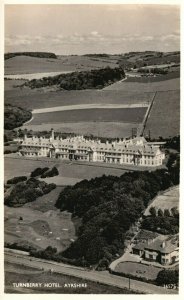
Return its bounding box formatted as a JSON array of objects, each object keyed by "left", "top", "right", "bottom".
[{"left": 106, "top": 158, "right": 121, "bottom": 163}]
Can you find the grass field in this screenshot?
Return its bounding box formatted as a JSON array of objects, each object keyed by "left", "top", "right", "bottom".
[
  {"left": 4, "top": 157, "right": 55, "bottom": 182},
  {"left": 144, "top": 186, "right": 179, "bottom": 216},
  {"left": 114, "top": 262, "right": 161, "bottom": 281},
  {"left": 22, "top": 121, "right": 139, "bottom": 138},
  {"left": 104, "top": 77, "right": 179, "bottom": 92},
  {"left": 5, "top": 88, "right": 153, "bottom": 110},
  {"left": 144, "top": 90, "right": 180, "bottom": 138},
  {"left": 5, "top": 71, "right": 74, "bottom": 80},
  {"left": 4, "top": 188, "right": 76, "bottom": 252},
  {"left": 30, "top": 107, "right": 147, "bottom": 125},
  {"left": 4, "top": 262, "right": 135, "bottom": 294},
  {"left": 4, "top": 156, "right": 126, "bottom": 184},
  {"left": 5, "top": 55, "right": 118, "bottom": 75},
  {"left": 4, "top": 79, "right": 27, "bottom": 90}
]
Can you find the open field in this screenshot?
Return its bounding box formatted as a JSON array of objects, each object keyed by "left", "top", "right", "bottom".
[
  {"left": 114, "top": 262, "right": 161, "bottom": 281},
  {"left": 24, "top": 186, "right": 64, "bottom": 213},
  {"left": 5, "top": 55, "right": 118, "bottom": 75},
  {"left": 104, "top": 77, "right": 179, "bottom": 92},
  {"left": 5, "top": 71, "right": 73, "bottom": 80},
  {"left": 144, "top": 186, "right": 179, "bottom": 216},
  {"left": 5, "top": 88, "right": 153, "bottom": 110},
  {"left": 30, "top": 107, "right": 147, "bottom": 125},
  {"left": 4, "top": 262, "right": 134, "bottom": 294},
  {"left": 4, "top": 157, "right": 55, "bottom": 182},
  {"left": 4, "top": 79, "right": 27, "bottom": 90},
  {"left": 144, "top": 90, "right": 180, "bottom": 138},
  {"left": 22, "top": 121, "right": 140, "bottom": 138},
  {"left": 4, "top": 189, "right": 76, "bottom": 252},
  {"left": 4, "top": 156, "right": 126, "bottom": 184}
]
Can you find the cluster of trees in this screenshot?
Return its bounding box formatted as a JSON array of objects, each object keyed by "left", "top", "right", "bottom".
[
  {"left": 166, "top": 153, "right": 180, "bottom": 185},
  {"left": 149, "top": 206, "right": 178, "bottom": 218},
  {"left": 55, "top": 168, "right": 178, "bottom": 268},
  {"left": 142, "top": 215, "right": 179, "bottom": 235},
  {"left": 7, "top": 176, "right": 27, "bottom": 184},
  {"left": 156, "top": 269, "right": 179, "bottom": 287},
  {"left": 30, "top": 246, "right": 89, "bottom": 267},
  {"left": 24, "top": 66, "right": 125, "bottom": 90},
  {"left": 41, "top": 167, "right": 59, "bottom": 178},
  {"left": 31, "top": 167, "right": 50, "bottom": 177},
  {"left": 31, "top": 166, "right": 59, "bottom": 178},
  {"left": 4, "top": 104, "right": 32, "bottom": 130},
  {"left": 5, "top": 52, "right": 57, "bottom": 60},
  {"left": 165, "top": 135, "right": 180, "bottom": 152},
  {"left": 4, "top": 242, "right": 36, "bottom": 253},
  {"left": 142, "top": 205, "right": 179, "bottom": 234},
  {"left": 4, "top": 178, "right": 56, "bottom": 207}
]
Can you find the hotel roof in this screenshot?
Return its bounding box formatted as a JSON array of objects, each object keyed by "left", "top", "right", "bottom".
[{"left": 21, "top": 135, "right": 161, "bottom": 156}]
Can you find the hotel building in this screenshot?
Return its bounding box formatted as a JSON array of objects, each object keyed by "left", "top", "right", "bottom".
[{"left": 19, "top": 129, "right": 165, "bottom": 167}]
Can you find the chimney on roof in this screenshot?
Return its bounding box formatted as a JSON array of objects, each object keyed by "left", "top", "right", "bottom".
[
  {"left": 24, "top": 133, "right": 27, "bottom": 141},
  {"left": 162, "top": 241, "right": 166, "bottom": 248},
  {"left": 50, "top": 128, "right": 54, "bottom": 141}
]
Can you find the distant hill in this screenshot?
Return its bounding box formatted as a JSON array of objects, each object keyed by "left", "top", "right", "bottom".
[
  {"left": 118, "top": 51, "right": 180, "bottom": 69},
  {"left": 5, "top": 52, "right": 57, "bottom": 60}
]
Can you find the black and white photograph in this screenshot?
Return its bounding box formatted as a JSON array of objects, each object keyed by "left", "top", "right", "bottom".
[{"left": 2, "top": 0, "right": 181, "bottom": 296}]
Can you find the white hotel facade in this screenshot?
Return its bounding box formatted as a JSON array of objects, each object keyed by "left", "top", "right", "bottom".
[{"left": 18, "top": 129, "right": 165, "bottom": 167}]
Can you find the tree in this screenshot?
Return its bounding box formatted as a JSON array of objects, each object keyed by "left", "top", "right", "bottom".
[
  {"left": 149, "top": 206, "right": 157, "bottom": 217},
  {"left": 171, "top": 207, "right": 179, "bottom": 218},
  {"left": 164, "top": 209, "right": 170, "bottom": 217},
  {"left": 157, "top": 209, "right": 164, "bottom": 217},
  {"left": 156, "top": 269, "right": 179, "bottom": 286}
]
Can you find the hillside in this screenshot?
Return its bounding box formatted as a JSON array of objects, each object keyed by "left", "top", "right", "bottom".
[
  {"left": 4, "top": 51, "right": 180, "bottom": 76},
  {"left": 4, "top": 54, "right": 119, "bottom": 75},
  {"left": 119, "top": 51, "right": 180, "bottom": 69},
  {"left": 5, "top": 52, "right": 57, "bottom": 60}
]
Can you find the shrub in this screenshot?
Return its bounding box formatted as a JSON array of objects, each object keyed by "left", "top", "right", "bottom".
[
  {"left": 30, "top": 167, "right": 49, "bottom": 177},
  {"left": 7, "top": 176, "right": 27, "bottom": 184},
  {"left": 156, "top": 269, "right": 179, "bottom": 286},
  {"left": 41, "top": 167, "right": 59, "bottom": 178},
  {"left": 4, "top": 178, "right": 56, "bottom": 207}
]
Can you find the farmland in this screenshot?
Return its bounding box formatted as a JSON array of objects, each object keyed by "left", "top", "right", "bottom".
[
  {"left": 5, "top": 88, "right": 153, "bottom": 110},
  {"left": 5, "top": 55, "right": 118, "bottom": 75},
  {"left": 104, "top": 77, "right": 180, "bottom": 92},
  {"left": 22, "top": 121, "right": 140, "bottom": 138},
  {"left": 144, "top": 186, "right": 179, "bottom": 216},
  {"left": 30, "top": 107, "right": 147, "bottom": 125},
  {"left": 144, "top": 90, "right": 180, "bottom": 138}
]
